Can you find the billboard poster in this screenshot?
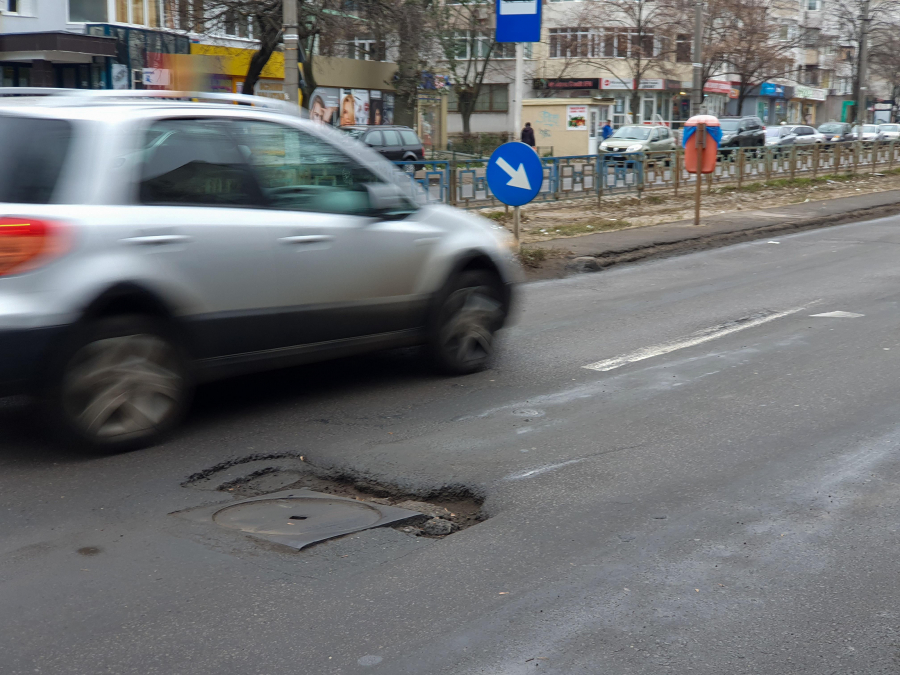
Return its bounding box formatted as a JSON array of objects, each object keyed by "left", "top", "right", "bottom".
[
  {"left": 310, "top": 87, "right": 340, "bottom": 124},
  {"left": 566, "top": 105, "right": 587, "bottom": 130},
  {"left": 370, "top": 90, "right": 384, "bottom": 125},
  {"left": 339, "top": 89, "right": 356, "bottom": 126},
  {"left": 352, "top": 89, "right": 370, "bottom": 126},
  {"left": 383, "top": 93, "right": 395, "bottom": 124}
]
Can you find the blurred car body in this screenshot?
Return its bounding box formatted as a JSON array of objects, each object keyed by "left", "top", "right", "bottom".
[
  {"left": 340, "top": 125, "right": 425, "bottom": 172},
  {"left": 818, "top": 122, "right": 853, "bottom": 142},
  {"left": 849, "top": 124, "right": 882, "bottom": 141},
  {"left": 764, "top": 125, "right": 823, "bottom": 147},
  {"left": 717, "top": 116, "right": 766, "bottom": 149},
  {"left": 598, "top": 124, "right": 676, "bottom": 158},
  {"left": 0, "top": 90, "right": 519, "bottom": 452},
  {"left": 878, "top": 123, "right": 900, "bottom": 141}
]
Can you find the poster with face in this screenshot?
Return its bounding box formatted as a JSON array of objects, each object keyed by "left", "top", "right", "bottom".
[
  {"left": 352, "top": 89, "right": 370, "bottom": 126},
  {"left": 369, "top": 90, "right": 384, "bottom": 125},
  {"left": 310, "top": 87, "right": 340, "bottom": 124},
  {"left": 339, "top": 89, "right": 356, "bottom": 126},
  {"left": 382, "top": 93, "right": 395, "bottom": 125}
]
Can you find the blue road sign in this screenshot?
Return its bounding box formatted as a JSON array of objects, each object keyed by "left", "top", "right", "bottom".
[
  {"left": 486, "top": 142, "right": 543, "bottom": 207},
  {"left": 495, "top": 0, "right": 541, "bottom": 43}
]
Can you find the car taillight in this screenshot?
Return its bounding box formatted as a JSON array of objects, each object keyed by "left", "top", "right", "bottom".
[{"left": 0, "top": 217, "right": 70, "bottom": 277}]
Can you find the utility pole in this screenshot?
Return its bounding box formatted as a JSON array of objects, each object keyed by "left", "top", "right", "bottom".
[
  {"left": 283, "top": 0, "right": 300, "bottom": 105},
  {"left": 513, "top": 42, "right": 524, "bottom": 141},
  {"left": 856, "top": 0, "right": 871, "bottom": 124},
  {"left": 691, "top": 0, "right": 704, "bottom": 116}
]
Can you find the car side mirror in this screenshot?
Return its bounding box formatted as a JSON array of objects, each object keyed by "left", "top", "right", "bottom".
[{"left": 363, "top": 183, "right": 412, "bottom": 219}]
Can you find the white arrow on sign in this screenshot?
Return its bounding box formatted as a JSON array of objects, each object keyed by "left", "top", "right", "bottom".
[{"left": 495, "top": 157, "right": 532, "bottom": 190}]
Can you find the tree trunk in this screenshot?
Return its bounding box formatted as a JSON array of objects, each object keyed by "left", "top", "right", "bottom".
[
  {"left": 393, "top": 1, "right": 424, "bottom": 128},
  {"left": 243, "top": 22, "right": 281, "bottom": 95}
]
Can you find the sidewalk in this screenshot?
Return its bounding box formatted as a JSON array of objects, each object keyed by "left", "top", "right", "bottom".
[{"left": 520, "top": 189, "right": 900, "bottom": 280}]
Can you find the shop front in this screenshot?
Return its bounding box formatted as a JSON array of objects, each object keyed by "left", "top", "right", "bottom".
[
  {"left": 600, "top": 78, "right": 674, "bottom": 126},
  {"left": 789, "top": 86, "right": 827, "bottom": 125},
  {"left": 0, "top": 31, "right": 117, "bottom": 88},
  {"left": 728, "top": 82, "right": 789, "bottom": 125}
]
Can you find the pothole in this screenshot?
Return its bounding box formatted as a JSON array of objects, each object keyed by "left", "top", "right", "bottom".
[{"left": 182, "top": 454, "right": 487, "bottom": 542}]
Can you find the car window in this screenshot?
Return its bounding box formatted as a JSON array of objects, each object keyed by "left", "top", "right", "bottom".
[
  {"left": 366, "top": 131, "right": 384, "bottom": 147},
  {"left": 382, "top": 129, "right": 402, "bottom": 146},
  {"left": 0, "top": 115, "right": 73, "bottom": 204},
  {"left": 797, "top": 127, "right": 812, "bottom": 135},
  {"left": 229, "top": 119, "right": 383, "bottom": 215},
  {"left": 650, "top": 129, "right": 660, "bottom": 140},
  {"left": 718, "top": 120, "right": 740, "bottom": 131},
  {"left": 399, "top": 130, "right": 419, "bottom": 145},
  {"left": 612, "top": 126, "right": 651, "bottom": 140},
  {"left": 138, "top": 119, "right": 262, "bottom": 207}
]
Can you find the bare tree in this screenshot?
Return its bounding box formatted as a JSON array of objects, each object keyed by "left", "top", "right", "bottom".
[
  {"left": 543, "top": 0, "right": 680, "bottom": 120},
  {"left": 716, "top": 0, "right": 804, "bottom": 111},
  {"left": 435, "top": 0, "right": 500, "bottom": 134},
  {"left": 869, "top": 24, "right": 900, "bottom": 114},
  {"left": 826, "top": 0, "right": 900, "bottom": 122},
  {"left": 200, "top": 0, "right": 339, "bottom": 101}
]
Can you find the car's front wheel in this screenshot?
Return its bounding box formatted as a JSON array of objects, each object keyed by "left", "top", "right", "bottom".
[
  {"left": 427, "top": 270, "right": 507, "bottom": 375},
  {"left": 45, "top": 315, "right": 191, "bottom": 453}
]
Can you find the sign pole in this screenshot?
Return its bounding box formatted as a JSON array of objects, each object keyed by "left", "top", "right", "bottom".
[
  {"left": 694, "top": 122, "right": 705, "bottom": 226},
  {"left": 514, "top": 42, "right": 524, "bottom": 142},
  {"left": 513, "top": 205, "right": 521, "bottom": 249}
]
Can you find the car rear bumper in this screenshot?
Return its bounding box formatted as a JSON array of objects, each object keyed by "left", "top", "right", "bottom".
[{"left": 0, "top": 326, "right": 62, "bottom": 396}]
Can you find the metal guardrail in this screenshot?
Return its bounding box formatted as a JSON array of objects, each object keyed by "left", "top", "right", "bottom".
[{"left": 395, "top": 141, "right": 900, "bottom": 209}]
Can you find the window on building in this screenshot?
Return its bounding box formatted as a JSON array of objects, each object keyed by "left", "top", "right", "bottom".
[
  {"left": 803, "top": 27, "right": 820, "bottom": 48},
  {"left": 447, "top": 84, "right": 509, "bottom": 113},
  {"left": 7, "top": 0, "right": 17, "bottom": 12},
  {"left": 493, "top": 42, "right": 533, "bottom": 59},
  {"left": 676, "top": 34, "right": 691, "bottom": 62},
  {"left": 807, "top": 0, "right": 820, "bottom": 9},
  {"left": 549, "top": 28, "right": 591, "bottom": 58},
  {"left": 69, "top": 0, "right": 108, "bottom": 21}
]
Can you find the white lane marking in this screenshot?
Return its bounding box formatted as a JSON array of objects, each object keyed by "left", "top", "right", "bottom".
[
  {"left": 583, "top": 305, "right": 812, "bottom": 372},
  {"left": 503, "top": 459, "right": 585, "bottom": 481},
  {"left": 810, "top": 311, "right": 864, "bottom": 318}
]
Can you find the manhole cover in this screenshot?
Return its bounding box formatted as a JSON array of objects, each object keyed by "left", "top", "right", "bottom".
[
  {"left": 175, "top": 489, "right": 423, "bottom": 550},
  {"left": 214, "top": 497, "right": 382, "bottom": 536}
]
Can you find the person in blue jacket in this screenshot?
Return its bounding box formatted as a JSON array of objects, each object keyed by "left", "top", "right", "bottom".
[{"left": 601, "top": 120, "right": 614, "bottom": 140}]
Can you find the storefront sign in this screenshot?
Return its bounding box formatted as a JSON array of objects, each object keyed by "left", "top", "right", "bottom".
[
  {"left": 729, "top": 87, "right": 739, "bottom": 99},
  {"left": 601, "top": 78, "right": 633, "bottom": 90},
  {"left": 760, "top": 82, "right": 785, "bottom": 98},
  {"left": 533, "top": 78, "right": 600, "bottom": 90},
  {"left": 142, "top": 68, "right": 170, "bottom": 87},
  {"left": 638, "top": 78, "right": 665, "bottom": 90},
  {"left": 566, "top": 105, "right": 588, "bottom": 130},
  {"left": 703, "top": 80, "right": 732, "bottom": 95},
  {"left": 874, "top": 102, "right": 894, "bottom": 110},
  {"left": 794, "top": 85, "right": 826, "bottom": 101}
]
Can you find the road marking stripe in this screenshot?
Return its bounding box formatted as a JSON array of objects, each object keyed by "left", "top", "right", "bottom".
[
  {"left": 582, "top": 306, "right": 810, "bottom": 372},
  {"left": 810, "top": 311, "right": 864, "bottom": 318}
]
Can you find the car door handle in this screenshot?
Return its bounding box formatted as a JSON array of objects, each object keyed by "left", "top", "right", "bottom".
[
  {"left": 121, "top": 234, "right": 193, "bottom": 245},
  {"left": 278, "top": 235, "right": 334, "bottom": 245}
]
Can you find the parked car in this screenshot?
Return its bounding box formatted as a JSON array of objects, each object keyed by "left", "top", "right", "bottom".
[
  {"left": 717, "top": 116, "right": 766, "bottom": 150},
  {"left": 341, "top": 125, "right": 425, "bottom": 173},
  {"left": 849, "top": 124, "right": 882, "bottom": 141},
  {"left": 598, "top": 124, "right": 677, "bottom": 159},
  {"left": 0, "top": 90, "right": 519, "bottom": 452},
  {"left": 764, "top": 125, "right": 823, "bottom": 148},
  {"left": 877, "top": 123, "right": 900, "bottom": 141},
  {"left": 818, "top": 122, "right": 853, "bottom": 142}
]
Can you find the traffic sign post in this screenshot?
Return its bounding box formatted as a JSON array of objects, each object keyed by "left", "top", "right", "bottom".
[
  {"left": 682, "top": 115, "right": 721, "bottom": 226},
  {"left": 487, "top": 141, "right": 544, "bottom": 247}
]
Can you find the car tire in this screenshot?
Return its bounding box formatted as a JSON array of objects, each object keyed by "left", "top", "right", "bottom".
[
  {"left": 43, "top": 315, "right": 191, "bottom": 453},
  {"left": 401, "top": 161, "right": 417, "bottom": 174},
  {"left": 427, "top": 270, "right": 507, "bottom": 375}
]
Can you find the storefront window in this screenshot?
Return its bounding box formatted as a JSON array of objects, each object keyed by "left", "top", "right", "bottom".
[
  {"left": 116, "top": 0, "right": 128, "bottom": 22},
  {"left": 131, "top": 0, "right": 145, "bottom": 25},
  {"left": 2, "top": 67, "right": 15, "bottom": 88}
]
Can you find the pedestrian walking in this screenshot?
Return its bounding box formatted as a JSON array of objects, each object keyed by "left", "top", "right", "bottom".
[
  {"left": 601, "top": 120, "right": 614, "bottom": 140},
  {"left": 521, "top": 122, "right": 536, "bottom": 148}
]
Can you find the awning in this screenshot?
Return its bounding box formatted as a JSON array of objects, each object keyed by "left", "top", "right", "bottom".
[{"left": 0, "top": 31, "right": 116, "bottom": 64}]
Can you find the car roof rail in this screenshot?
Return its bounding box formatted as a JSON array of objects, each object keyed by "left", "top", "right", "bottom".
[{"left": 0, "top": 87, "right": 306, "bottom": 117}]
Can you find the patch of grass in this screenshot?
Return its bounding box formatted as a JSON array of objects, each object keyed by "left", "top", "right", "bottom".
[
  {"left": 519, "top": 247, "right": 548, "bottom": 268},
  {"left": 483, "top": 211, "right": 510, "bottom": 223},
  {"left": 645, "top": 195, "right": 665, "bottom": 205},
  {"left": 532, "top": 219, "right": 632, "bottom": 238}
]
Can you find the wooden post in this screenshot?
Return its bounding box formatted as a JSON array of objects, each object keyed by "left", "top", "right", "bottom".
[
  {"left": 448, "top": 158, "right": 457, "bottom": 206},
  {"left": 891, "top": 141, "right": 896, "bottom": 170},
  {"left": 737, "top": 148, "right": 744, "bottom": 188},
  {"left": 765, "top": 146, "right": 772, "bottom": 182},
  {"left": 873, "top": 140, "right": 879, "bottom": 172},
  {"left": 694, "top": 123, "right": 705, "bottom": 226},
  {"left": 674, "top": 148, "right": 681, "bottom": 197},
  {"left": 853, "top": 141, "right": 859, "bottom": 174},
  {"left": 813, "top": 144, "right": 819, "bottom": 178},
  {"left": 790, "top": 145, "right": 797, "bottom": 180},
  {"left": 597, "top": 157, "right": 604, "bottom": 206},
  {"left": 835, "top": 143, "right": 841, "bottom": 175}
]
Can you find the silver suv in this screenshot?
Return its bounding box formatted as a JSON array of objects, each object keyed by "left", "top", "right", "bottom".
[{"left": 0, "top": 90, "right": 519, "bottom": 452}]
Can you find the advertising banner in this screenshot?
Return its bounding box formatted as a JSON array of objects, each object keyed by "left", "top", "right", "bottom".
[
  {"left": 567, "top": 105, "right": 588, "bottom": 130},
  {"left": 370, "top": 90, "right": 384, "bottom": 125},
  {"left": 383, "top": 93, "right": 395, "bottom": 124},
  {"left": 352, "top": 89, "right": 370, "bottom": 126},
  {"left": 310, "top": 87, "right": 340, "bottom": 124}
]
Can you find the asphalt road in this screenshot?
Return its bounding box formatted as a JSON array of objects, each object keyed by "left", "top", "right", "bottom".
[{"left": 4, "top": 215, "right": 900, "bottom": 674}]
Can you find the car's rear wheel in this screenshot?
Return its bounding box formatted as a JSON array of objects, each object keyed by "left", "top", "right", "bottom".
[
  {"left": 45, "top": 315, "right": 191, "bottom": 453},
  {"left": 427, "top": 270, "right": 507, "bottom": 375}
]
